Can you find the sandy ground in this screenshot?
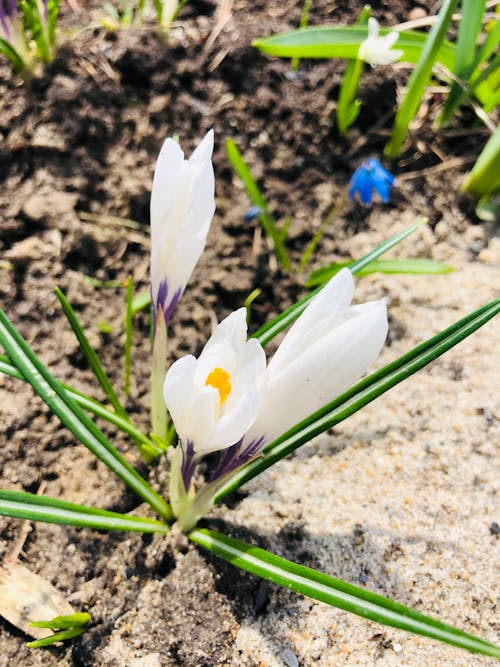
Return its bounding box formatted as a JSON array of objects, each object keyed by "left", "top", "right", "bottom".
[{"left": 210, "top": 210, "right": 500, "bottom": 666}]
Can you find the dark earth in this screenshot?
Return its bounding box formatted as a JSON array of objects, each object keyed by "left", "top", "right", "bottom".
[{"left": 0, "top": 0, "right": 498, "bottom": 665}]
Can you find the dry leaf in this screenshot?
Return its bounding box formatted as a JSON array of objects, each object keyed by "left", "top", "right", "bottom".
[{"left": 0, "top": 562, "right": 74, "bottom": 640}]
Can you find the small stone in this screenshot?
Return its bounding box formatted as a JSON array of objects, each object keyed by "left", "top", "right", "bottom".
[
  {"left": 4, "top": 234, "right": 59, "bottom": 263},
  {"left": 393, "top": 642, "right": 403, "bottom": 653},
  {"left": 32, "top": 123, "right": 67, "bottom": 151},
  {"left": 408, "top": 8, "right": 427, "bottom": 20},
  {"left": 22, "top": 191, "right": 77, "bottom": 222},
  {"left": 47, "top": 74, "right": 79, "bottom": 103},
  {"left": 489, "top": 522, "right": 500, "bottom": 536},
  {"left": 129, "top": 654, "right": 161, "bottom": 667},
  {"left": 282, "top": 648, "right": 299, "bottom": 667}
]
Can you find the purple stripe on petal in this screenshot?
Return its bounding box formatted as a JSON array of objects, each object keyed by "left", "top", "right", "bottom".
[
  {"left": 0, "top": 1, "right": 12, "bottom": 39},
  {"left": 210, "top": 435, "right": 267, "bottom": 481},
  {"left": 181, "top": 440, "right": 197, "bottom": 491},
  {"left": 162, "top": 287, "right": 182, "bottom": 325},
  {"left": 6, "top": 0, "right": 18, "bottom": 16},
  {"left": 0, "top": 16, "right": 10, "bottom": 39},
  {"left": 152, "top": 279, "right": 182, "bottom": 329},
  {"left": 156, "top": 279, "right": 168, "bottom": 312},
  {"left": 210, "top": 439, "right": 242, "bottom": 481}
]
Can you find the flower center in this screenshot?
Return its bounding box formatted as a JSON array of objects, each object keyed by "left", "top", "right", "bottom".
[{"left": 205, "top": 367, "right": 231, "bottom": 406}]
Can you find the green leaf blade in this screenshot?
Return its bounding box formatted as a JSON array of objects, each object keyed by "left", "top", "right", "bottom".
[
  {"left": 438, "top": 0, "right": 487, "bottom": 125},
  {"left": 0, "top": 309, "right": 171, "bottom": 520},
  {"left": 191, "top": 528, "right": 500, "bottom": 658},
  {"left": 254, "top": 220, "right": 426, "bottom": 345},
  {"left": 31, "top": 612, "right": 91, "bottom": 630},
  {"left": 0, "top": 489, "right": 169, "bottom": 533},
  {"left": 0, "top": 353, "right": 162, "bottom": 460},
  {"left": 253, "top": 26, "right": 456, "bottom": 70},
  {"left": 54, "top": 287, "right": 129, "bottom": 421},
  {"left": 27, "top": 627, "right": 86, "bottom": 648},
  {"left": 307, "top": 257, "right": 454, "bottom": 287}
]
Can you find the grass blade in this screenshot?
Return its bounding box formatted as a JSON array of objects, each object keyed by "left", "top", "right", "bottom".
[
  {"left": 27, "top": 627, "right": 86, "bottom": 649},
  {"left": 190, "top": 528, "right": 500, "bottom": 658},
  {"left": 124, "top": 276, "right": 133, "bottom": 397},
  {"left": 253, "top": 220, "right": 426, "bottom": 345},
  {"left": 226, "top": 138, "right": 291, "bottom": 271},
  {"left": 306, "top": 257, "right": 453, "bottom": 287},
  {"left": 438, "top": 0, "right": 487, "bottom": 125},
  {"left": 0, "top": 489, "right": 168, "bottom": 533},
  {"left": 385, "top": 0, "right": 459, "bottom": 157},
  {"left": 55, "top": 287, "right": 129, "bottom": 421},
  {"left": 290, "top": 0, "right": 311, "bottom": 71},
  {"left": 31, "top": 612, "right": 91, "bottom": 630},
  {"left": 299, "top": 196, "right": 345, "bottom": 269},
  {"left": 337, "top": 5, "right": 371, "bottom": 135},
  {"left": 132, "top": 289, "right": 151, "bottom": 315},
  {"left": 216, "top": 299, "right": 499, "bottom": 501},
  {"left": 0, "top": 354, "right": 162, "bottom": 460},
  {"left": 0, "top": 309, "right": 171, "bottom": 520},
  {"left": 462, "top": 126, "right": 500, "bottom": 198},
  {"left": 253, "top": 26, "right": 456, "bottom": 70}
]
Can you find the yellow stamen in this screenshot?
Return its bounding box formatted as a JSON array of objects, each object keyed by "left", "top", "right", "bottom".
[{"left": 205, "top": 367, "right": 231, "bottom": 406}]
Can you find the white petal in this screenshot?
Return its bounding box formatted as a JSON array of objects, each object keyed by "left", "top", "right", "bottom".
[
  {"left": 205, "top": 307, "right": 248, "bottom": 353},
  {"left": 250, "top": 298, "right": 387, "bottom": 443},
  {"left": 223, "top": 338, "right": 267, "bottom": 411},
  {"left": 367, "top": 17, "right": 380, "bottom": 39},
  {"left": 190, "top": 129, "right": 214, "bottom": 164},
  {"left": 198, "top": 386, "right": 261, "bottom": 453},
  {"left": 358, "top": 19, "right": 402, "bottom": 67},
  {"left": 268, "top": 269, "right": 354, "bottom": 375},
  {"left": 150, "top": 138, "right": 184, "bottom": 235},
  {"left": 164, "top": 355, "right": 218, "bottom": 443}
]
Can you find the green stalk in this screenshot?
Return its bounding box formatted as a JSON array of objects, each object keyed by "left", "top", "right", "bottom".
[
  {"left": 337, "top": 5, "right": 370, "bottom": 134},
  {"left": 462, "top": 126, "right": 500, "bottom": 198},
  {"left": 226, "top": 138, "right": 291, "bottom": 271},
  {"left": 190, "top": 528, "right": 500, "bottom": 658},
  {"left": 151, "top": 311, "right": 169, "bottom": 444},
  {"left": 0, "top": 489, "right": 168, "bottom": 533},
  {"left": 385, "top": 0, "right": 459, "bottom": 157},
  {"left": 55, "top": 287, "right": 129, "bottom": 422},
  {"left": 124, "top": 276, "right": 133, "bottom": 397}
]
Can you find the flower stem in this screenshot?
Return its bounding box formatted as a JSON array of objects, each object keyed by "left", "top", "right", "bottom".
[{"left": 151, "top": 311, "right": 168, "bottom": 443}]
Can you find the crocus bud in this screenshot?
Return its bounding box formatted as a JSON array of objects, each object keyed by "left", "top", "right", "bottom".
[{"left": 150, "top": 130, "right": 215, "bottom": 327}]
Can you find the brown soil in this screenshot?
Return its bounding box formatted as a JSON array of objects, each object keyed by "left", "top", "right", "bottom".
[{"left": 0, "top": 1, "right": 498, "bottom": 666}]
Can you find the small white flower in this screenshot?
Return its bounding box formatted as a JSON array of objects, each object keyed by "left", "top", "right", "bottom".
[
  {"left": 150, "top": 130, "right": 215, "bottom": 324},
  {"left": 164, "top": 308, "right": 266, "bottom": 456},
  {"left": 243, "top": 268, "right": 388, "bottom": 447},
  {"left": 358, "top": 17, "right": 403, "bottom": 67}
]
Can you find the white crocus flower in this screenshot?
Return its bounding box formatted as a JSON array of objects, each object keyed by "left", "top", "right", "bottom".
[
  {"left": 150, "top": 129, "right": 215, "bottom": 325},
  {"left": 358, "top": 17, "right": 403, "bottom": 67},
  {"left": 170, "top": 269, "right": 388, "bottom": 530},
  {"left": 164, "top": 308, "right": 266, "bottom": 494},
  {"left": 241, "top": 268, "right": 388, "bottom": 451}
]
